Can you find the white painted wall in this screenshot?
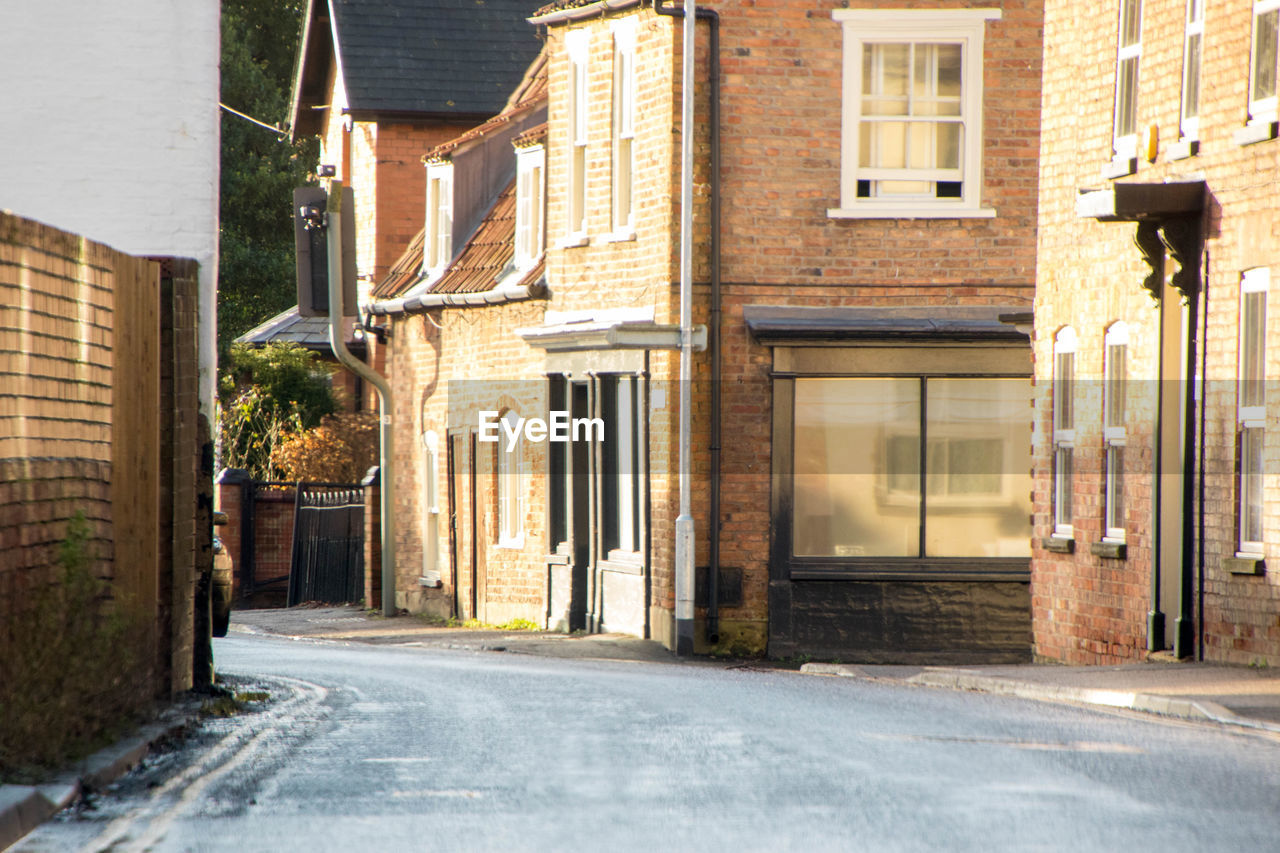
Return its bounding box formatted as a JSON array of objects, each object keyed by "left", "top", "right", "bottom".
[{"left": 0, "top": 1, "right": 221, "bottom": 418}]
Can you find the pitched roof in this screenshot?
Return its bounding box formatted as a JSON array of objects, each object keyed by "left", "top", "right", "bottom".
[
  {"left": 291, "top": 0, "right": 543, "bottom": 133},
  {"left": 422, "top": 51, "right": 548, "bottom": 162},
  {"left": 373, "top": 177, "right": 544, "bottom": 302},
  {"left": 235, "top": 307, "right": 336, "bottom": 352}
]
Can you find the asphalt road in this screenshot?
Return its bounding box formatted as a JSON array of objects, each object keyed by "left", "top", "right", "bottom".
[{"left": 18, "top": 633, "right": 1280, "bottom": 852}]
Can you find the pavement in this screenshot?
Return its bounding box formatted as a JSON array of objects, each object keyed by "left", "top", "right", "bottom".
[
  {"left": 1, "top": 701, "right": 201, "bottom": 850},
  {"left": 6, "top": 605, "right": 1279, "bottom": 848},
  {"left": 234, "top": 604, "right": 1280, "bottom": 736}
]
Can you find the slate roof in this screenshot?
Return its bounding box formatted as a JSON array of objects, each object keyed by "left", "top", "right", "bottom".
[
  {"left": 292, "top": 0, "right": 543, "bottom": 132},
  {"left": 235, "top": 307, "right": 335, "bottom": 352}
]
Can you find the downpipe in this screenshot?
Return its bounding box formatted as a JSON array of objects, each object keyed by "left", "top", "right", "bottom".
[
  {"left": 325, "top": 181, "right": 397, "bottom": 616},
  {"left": 656, "top": 0, "right": 722, "bottom": 649}
]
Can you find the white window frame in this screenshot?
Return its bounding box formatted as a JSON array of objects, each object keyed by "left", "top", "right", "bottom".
[
  {"left": 1112, "top": 0, "right": 1143, "bottom": 160},
  {"left": 424, "top": 162, "right": 453, "bottom": 278},
  {"left": 1238, "top": 269, "right": 1268, "bottom": 556},
  {"left": 829, "top": 8, "right": 999, "bottom": 220},
  {"left": 515, "top": 144, "right": 545, "bottom": 271},
  {"left": 1103, "top": 323, "right": 1128, "bottom": 542},
  {"left": 610, "top": 19, "right": 636, "bottom": 239},
  {"left": 1180, "top": 0, "right": 1204, "bottom": 140},
  {"left": 1250, "top": 0, "right": 1280, "bottom": 123},
  {"left": 1053, "top": 327, "right": 1077, "bottom": 539},
  {"left": 565, "top": 29, "right": 590, "bottom": 244},
  {"left": 497, "top": 410, "right": 526, "bottom": 548},
  {"left": 420, "top": 430, "right": 440, "bottom": 581}
]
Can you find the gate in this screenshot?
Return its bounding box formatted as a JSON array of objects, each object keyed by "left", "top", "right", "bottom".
[{"left": 287, "top": 484, "right": 365, "bottom": 606}]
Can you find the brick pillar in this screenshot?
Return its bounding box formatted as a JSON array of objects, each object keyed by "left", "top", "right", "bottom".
[{"left": 363, "top": 466, "right": 381, "bottom": 610}]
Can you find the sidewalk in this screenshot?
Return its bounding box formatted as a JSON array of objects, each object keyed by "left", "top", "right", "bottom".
[
  {"left": 229, "top": 605, "right": 679, "bottom": 664},
  {"left": 1, "top": 702, "right": 200, "bottom": 850},
  {"left": 234, "top": 605, "right": 1280, "bottom": 736},
  {"left": 803, "top": 661, "right": 1280, "bottom": 734}
]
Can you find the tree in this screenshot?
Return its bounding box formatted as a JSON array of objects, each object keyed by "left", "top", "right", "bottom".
[
  {"left": 219, "top": 0, "right": 316, "bottom": 352},
  {"left": 219, "top": 342, "right": 338, "bottom": 479}
]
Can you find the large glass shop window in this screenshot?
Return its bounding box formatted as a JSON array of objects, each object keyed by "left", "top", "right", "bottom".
[{"left": 793, "top": 377, "right": 1031, "bottom": 559}]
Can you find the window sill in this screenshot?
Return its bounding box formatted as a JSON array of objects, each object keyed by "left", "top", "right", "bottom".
[
  {"left": 602, "top": 229, "right": 636, "bottom": 243},
  {"left": 1166, "top": 139, "right": 1199, "bottom": 161},
  {"left": 1233, "top": 120, "right": 1278, "bottom": 147},
  {"left": 1225, "top": 554, "right": 1265, "bottom": 576},
  {"left": 827, "top": 206, "right": 997, "bottom": 220},
  {"left": 1090, "top": 540, "right": 1126, "bottom": 560},
  {"left": 600, "top": 555, "right": 644, "bottom": 575},
  {"left": 556, "top": 235, "right": 590, "bottom": 249},
  {"left": 1100, "top": 155, "right": 1137, "bottom": 180},
  {"left": 1041, "top": 536, "right": 1075, "bottom": 554},
  {"left": 496, "top": 536, "right": 525, "bottom": 550},
  {"left": 417, "top": 573, "right": 442, "bottom": 588}
]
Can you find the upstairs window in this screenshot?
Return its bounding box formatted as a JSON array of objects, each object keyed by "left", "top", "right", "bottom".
[
  {"left": 611, "top": 19, "right": 636, "bottom": 237},
  {"left": 1053, "top": 327, "right": 1077, "bottom": 539},
  {"left": 1250, "top": 0, "right": 1280, "bottom": 123},
  {"left": 1103, "top": 323, "right": 1128, "bottom": 542},
  {"left": 424, "top": 162, "right": 453, "bottom": 276},
  {"left": 515, "top": 145, "right": 545, "bottom": 270},
  {"left": 566, "top": 29, "right": 589, "bottom": 241},
  {"left": 1180, "top": 0, "right": 1204, "bottom": 140},
  {"left": 1238, "top": 269, "right": 1268, "bottom": 555},
  {"left": 830, "top": 9, "right": 999, "bottom": 219},
  {"left": 1113, "top": 0, "right": 1143, "bottom": 160}
]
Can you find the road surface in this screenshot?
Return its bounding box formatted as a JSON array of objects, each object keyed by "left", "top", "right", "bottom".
[{"left": 17, "top": 632, "right": 1280, "bottom": 851}]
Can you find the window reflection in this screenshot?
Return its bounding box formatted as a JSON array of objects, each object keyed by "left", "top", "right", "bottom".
[{"left": 793, "top": 377, "right": 1031, "bottom": 559}]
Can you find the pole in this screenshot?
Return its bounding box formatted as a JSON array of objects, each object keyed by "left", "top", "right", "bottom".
[
  {"left": 325, "top": 181, "right": 397, "bottom": 616},
  {"left": 675, "top": 0, "right": 697, "bottom": 656}
]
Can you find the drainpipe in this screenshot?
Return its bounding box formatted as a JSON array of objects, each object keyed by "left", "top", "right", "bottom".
[
  {"left": 656, "top": 0, "right": 722, "bottom": 648},
  {"left": 1175, "top": 250, "right": 1201, "bottom": 660},
  {"left": 325, "top": 181, "right": 397, "bottom": 616},
  {"left": 1150, "top": 311, "right": 1166, "bottom": 652},
  {"left": 1196, "top": 250, "right": 1210, "bottom": 660}
]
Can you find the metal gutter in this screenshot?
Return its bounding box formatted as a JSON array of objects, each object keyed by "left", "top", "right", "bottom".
[
  {"left": 367, "top": 279, "right": 548, "bottom": 317},
  {"left": 529, "top": 0, "right": 645, "bottom": 27}
]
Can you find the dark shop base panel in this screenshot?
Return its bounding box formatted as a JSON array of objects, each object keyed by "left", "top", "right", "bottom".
[{"left": 769, "top": 579, "right": 1032, "bottom": 664}]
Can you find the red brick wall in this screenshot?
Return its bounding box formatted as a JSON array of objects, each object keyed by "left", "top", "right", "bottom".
[
  {"left": 1034, "top": 0, "right": 1280, "bottom": 664},
  {"left": 535, "top": 0, "right": 1043, "bottom": 653}
]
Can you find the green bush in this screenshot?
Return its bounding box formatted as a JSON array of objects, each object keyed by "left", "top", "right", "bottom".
[
  {"left": 0, "top": 512, "right": 150, "bottom": 781},
  {"left": 218, "top": 341, "right": 338, "bottom": 480}
]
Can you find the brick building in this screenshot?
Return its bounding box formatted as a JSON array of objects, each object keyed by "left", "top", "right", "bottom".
[
  {"left": 1033, "top": 0, "right": 1280, "bottom": 665},
  {"left": 288, "top": 0, "right": 543, "bottom": 374},
  {"left": 369, "top": 0, "right": 1045, "bottom": 660},
  {"left": 367, "top": 54, "right": 551, "bottom": 623}
]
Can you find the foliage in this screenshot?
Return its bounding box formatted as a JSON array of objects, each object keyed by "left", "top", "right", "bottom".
[
  {"left": 219, "top": 341, "right": 337, "bottom": 479},
  {"left": 219, "top": 0, "right": 317, "bottom": 351},
  {"left": 272, "top": 411, "right": 379, "bottom": 483},
  {"left": 0, "top": 512, "right": 149, "bottom": 780}
]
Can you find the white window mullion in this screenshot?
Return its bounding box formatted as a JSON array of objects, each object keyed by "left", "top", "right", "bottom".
[
  {"left": 1238, "top": 269, "right": 1269, "bottom": 555},
  {"left": 1053, "top": 327, "right": 1077, "bottom": 539},
  {"left": 1251, "top": 0, "right": 1280, "bottom": 122},
  {"left": 566, "top": 30, "right": 589, "bottom": 241},
  {"left": 1180, "top": 0, "right": 1204, "bottom": 139}
]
